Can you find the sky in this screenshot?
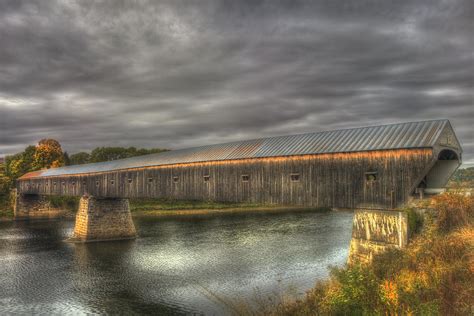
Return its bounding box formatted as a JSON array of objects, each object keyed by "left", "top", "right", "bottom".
[{"left": 0, "top": 0, "right": 473, "bottom": 163}]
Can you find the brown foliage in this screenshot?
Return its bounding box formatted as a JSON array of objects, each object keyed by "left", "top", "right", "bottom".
[
  {"left": 431, "top": 192, "right": 474, "bottom": 232},
  {"left": 33, "top": 138, "right": 65, "bottom": 170}
]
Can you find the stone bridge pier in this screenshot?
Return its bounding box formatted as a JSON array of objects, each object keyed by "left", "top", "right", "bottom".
[
  {"left": 68, "top": 196, "right": 137, "bottom": 242},
  {"left": 13, "top": 190, "right": 64, "bottom": 219},
  {"left": 349, "top": 209, "right": 408, "bottom": 263}
]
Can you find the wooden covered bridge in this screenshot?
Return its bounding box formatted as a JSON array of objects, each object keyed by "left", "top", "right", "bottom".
[{"left": 15, "top": 119, "right": 462, "bottom": 244}]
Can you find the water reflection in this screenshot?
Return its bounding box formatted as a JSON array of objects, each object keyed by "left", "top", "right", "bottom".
[{"left": 0, "top": 210, "right": 353, "bottom": 315}]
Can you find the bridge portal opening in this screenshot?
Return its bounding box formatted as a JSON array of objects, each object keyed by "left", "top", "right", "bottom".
[{"left": 418, "top": 149, "right": 460, "bottom": 195}]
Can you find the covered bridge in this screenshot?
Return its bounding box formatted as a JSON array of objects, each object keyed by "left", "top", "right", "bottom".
[{"left": 18, "top": 119, "right": 461, "bottom": 210}]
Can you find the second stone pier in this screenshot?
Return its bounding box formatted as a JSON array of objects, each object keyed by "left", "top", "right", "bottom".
[{"left": 69, "top": 195, "right": 137, "bottom": 242}]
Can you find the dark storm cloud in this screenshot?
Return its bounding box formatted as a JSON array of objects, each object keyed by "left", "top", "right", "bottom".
[{"left": 0, "top": 0, "right": 473, "bottom": 162}]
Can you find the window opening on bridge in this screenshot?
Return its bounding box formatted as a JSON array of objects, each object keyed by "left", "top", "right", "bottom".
[
  {"left": 62, "top": 181, "right": 65, "bottom": 186},
  {"left": 148, "top": 178, "right": 153, "bottom": 183},
  {"left": 204, "top": 175, "right": 210, "bottom": 182},
  {"left": 71, "top": 181, "right": 75, "bottom": 185},
  {"left": 290, "top": 173, "right": 300, "bottom": 182},
  {"left": 53, "top": 182, "right": 56, "bottom": 186},
  {"left": 365, "top": 171, "right": 378, "bottom": 182},
  {"left": 173, "top": 176, "right": 179, "bottom": 183},
  {"left": 128, "top": 178, "right": 133, "bottom": 184},
  {"left": 241, "top": 174, "right": 250, "bottom": 182},
  {"left": 110, "top": 180, "right": 114, "bottom": 185},
  {"left": 96, "top": 181, "right": 99, "bottom": 187}
]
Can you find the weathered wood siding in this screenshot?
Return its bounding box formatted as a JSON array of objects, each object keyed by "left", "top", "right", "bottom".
[{"left": 17, "top": 148, "right": 434, "bottom": 209}]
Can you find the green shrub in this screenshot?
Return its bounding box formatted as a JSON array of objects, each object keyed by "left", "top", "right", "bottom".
[
  {"left": 404, "top": 208, "right": 424, "bottom": 237},
  {"left": 324, "top": 265, "right": 381, "bottom": 314},
  {"left": 0, "top": 193, "right": 13, "bottom": 218},
  {"left": 48, "top": 196, "right": 79, "bottom": 211}
]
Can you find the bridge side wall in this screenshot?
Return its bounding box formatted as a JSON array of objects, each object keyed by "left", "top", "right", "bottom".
[{"left": 17, "top": 149, "right": 434, "bottom": 209}]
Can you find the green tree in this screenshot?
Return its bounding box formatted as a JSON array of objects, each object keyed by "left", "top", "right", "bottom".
[
  {"left": 33, "top": 139, "right": 64, "bottom": 169},
  {"left": 136, "top": 147, "right": 169, "bottom": 156},
  {"left": 63, "top": 152, "right": 71, "bottom": 166},
  {"left": 69, "top": 152, "right": 91, "bottom": 165},
  {"left": 449, "top": 167, "right": 474, "bottom": 187},
  {"left": 89, "top": 147, "right": 132, "bottom": 162},
  {"left": 0, "top": 161, "right": 11, "bottom": 195},
  {"left": 89, "top": 147, "right": 168, "bottom": 163},
  {"left": 4, "top": 145, "right": 37, "bottom": 180}
]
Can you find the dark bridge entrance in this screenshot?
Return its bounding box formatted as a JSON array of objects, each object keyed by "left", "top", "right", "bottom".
[{"left": 419, "top": 149, "right": 460, "bottom": 195}]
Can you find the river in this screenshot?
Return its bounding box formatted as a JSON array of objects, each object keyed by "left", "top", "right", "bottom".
[{"left": 0, "top": 210, "right": 353, "bottom": 315}]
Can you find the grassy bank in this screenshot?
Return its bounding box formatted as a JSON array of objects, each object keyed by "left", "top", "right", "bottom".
[
  {"left": 237, "top": 192, "right": 473, "bottom": 315},
  {"left": 0, "top": 194, "right": 331, "bottom": 220},
  {"left": 129, "top": 198, "right": 262, "bottom": 212},
  {"left": 46, "top": 196, "right": 324, "bottom": 215},
  {"left": 129, "top": 198, "right": 330, "bottom": 216}
]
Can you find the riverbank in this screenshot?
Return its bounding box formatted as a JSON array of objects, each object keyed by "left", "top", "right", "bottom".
[
  {"left": 0, "top": 196, "right": 332, "bottom": 221},
  {"left": 132, "top": 206, "right": 330, "bottom": 217},
  {"left": 129, "top": 197, "right": 330, "bottom": 217},
  {"left": 245, "top": 192, "right": 473, "bottom": 315}
]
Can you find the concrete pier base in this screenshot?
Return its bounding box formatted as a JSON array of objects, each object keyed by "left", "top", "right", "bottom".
[
  {"left": 349, "top": 209, "right": 408, "bottom": 264},
  {"left": 68, "top": 196, "right": 137, "bottom": 242},
  {"left": 13, "top": 190, "right": 64, "bottom": 219}
]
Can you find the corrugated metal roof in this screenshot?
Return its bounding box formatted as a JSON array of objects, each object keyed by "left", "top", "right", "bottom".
[{"left": 20, "top": 119, "right": 452, "bottom": 179}]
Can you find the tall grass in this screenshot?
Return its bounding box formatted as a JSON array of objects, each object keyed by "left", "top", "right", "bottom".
[{"left": 431, "top": 191, "right": 473, "bottom": 232}]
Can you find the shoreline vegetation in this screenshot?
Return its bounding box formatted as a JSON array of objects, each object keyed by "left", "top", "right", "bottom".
[
  {"left": 0, "top": 196, "right": 332, "bottom": 222},
  {"left": 0, "top": 195, "right": 13, "bottom": 222},
  {"left": 129, "top": 198, "right": 332, "bottom": 217}
]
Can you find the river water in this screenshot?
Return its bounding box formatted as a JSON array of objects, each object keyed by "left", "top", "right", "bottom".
[{"left": 0, "top": 210, "right": 353, "bottom": 315}]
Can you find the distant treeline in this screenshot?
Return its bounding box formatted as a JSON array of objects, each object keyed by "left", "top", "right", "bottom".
[
  {"left": 449, "top": 167, "right": 474, "bottom": 188},
  {"left": 66, "top": 146, "right": 168, "bottom": 166}
]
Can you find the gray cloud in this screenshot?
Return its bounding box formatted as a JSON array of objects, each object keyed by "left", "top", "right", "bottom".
[{"left": 0, "top": 0, "right": 473, "bottom": 162}]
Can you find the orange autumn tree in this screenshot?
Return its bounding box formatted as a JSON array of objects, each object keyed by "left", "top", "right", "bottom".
[{"left": 33, "top": 139, "right": 65, "bottom": 170}]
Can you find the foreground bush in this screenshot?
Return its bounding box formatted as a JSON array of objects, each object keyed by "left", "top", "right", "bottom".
[
  {"left": 242, "top": 193, "right": 474, "bottom": 315},
  {"left": 431, "top": 191, "right": 473, "bottom": 232}
]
